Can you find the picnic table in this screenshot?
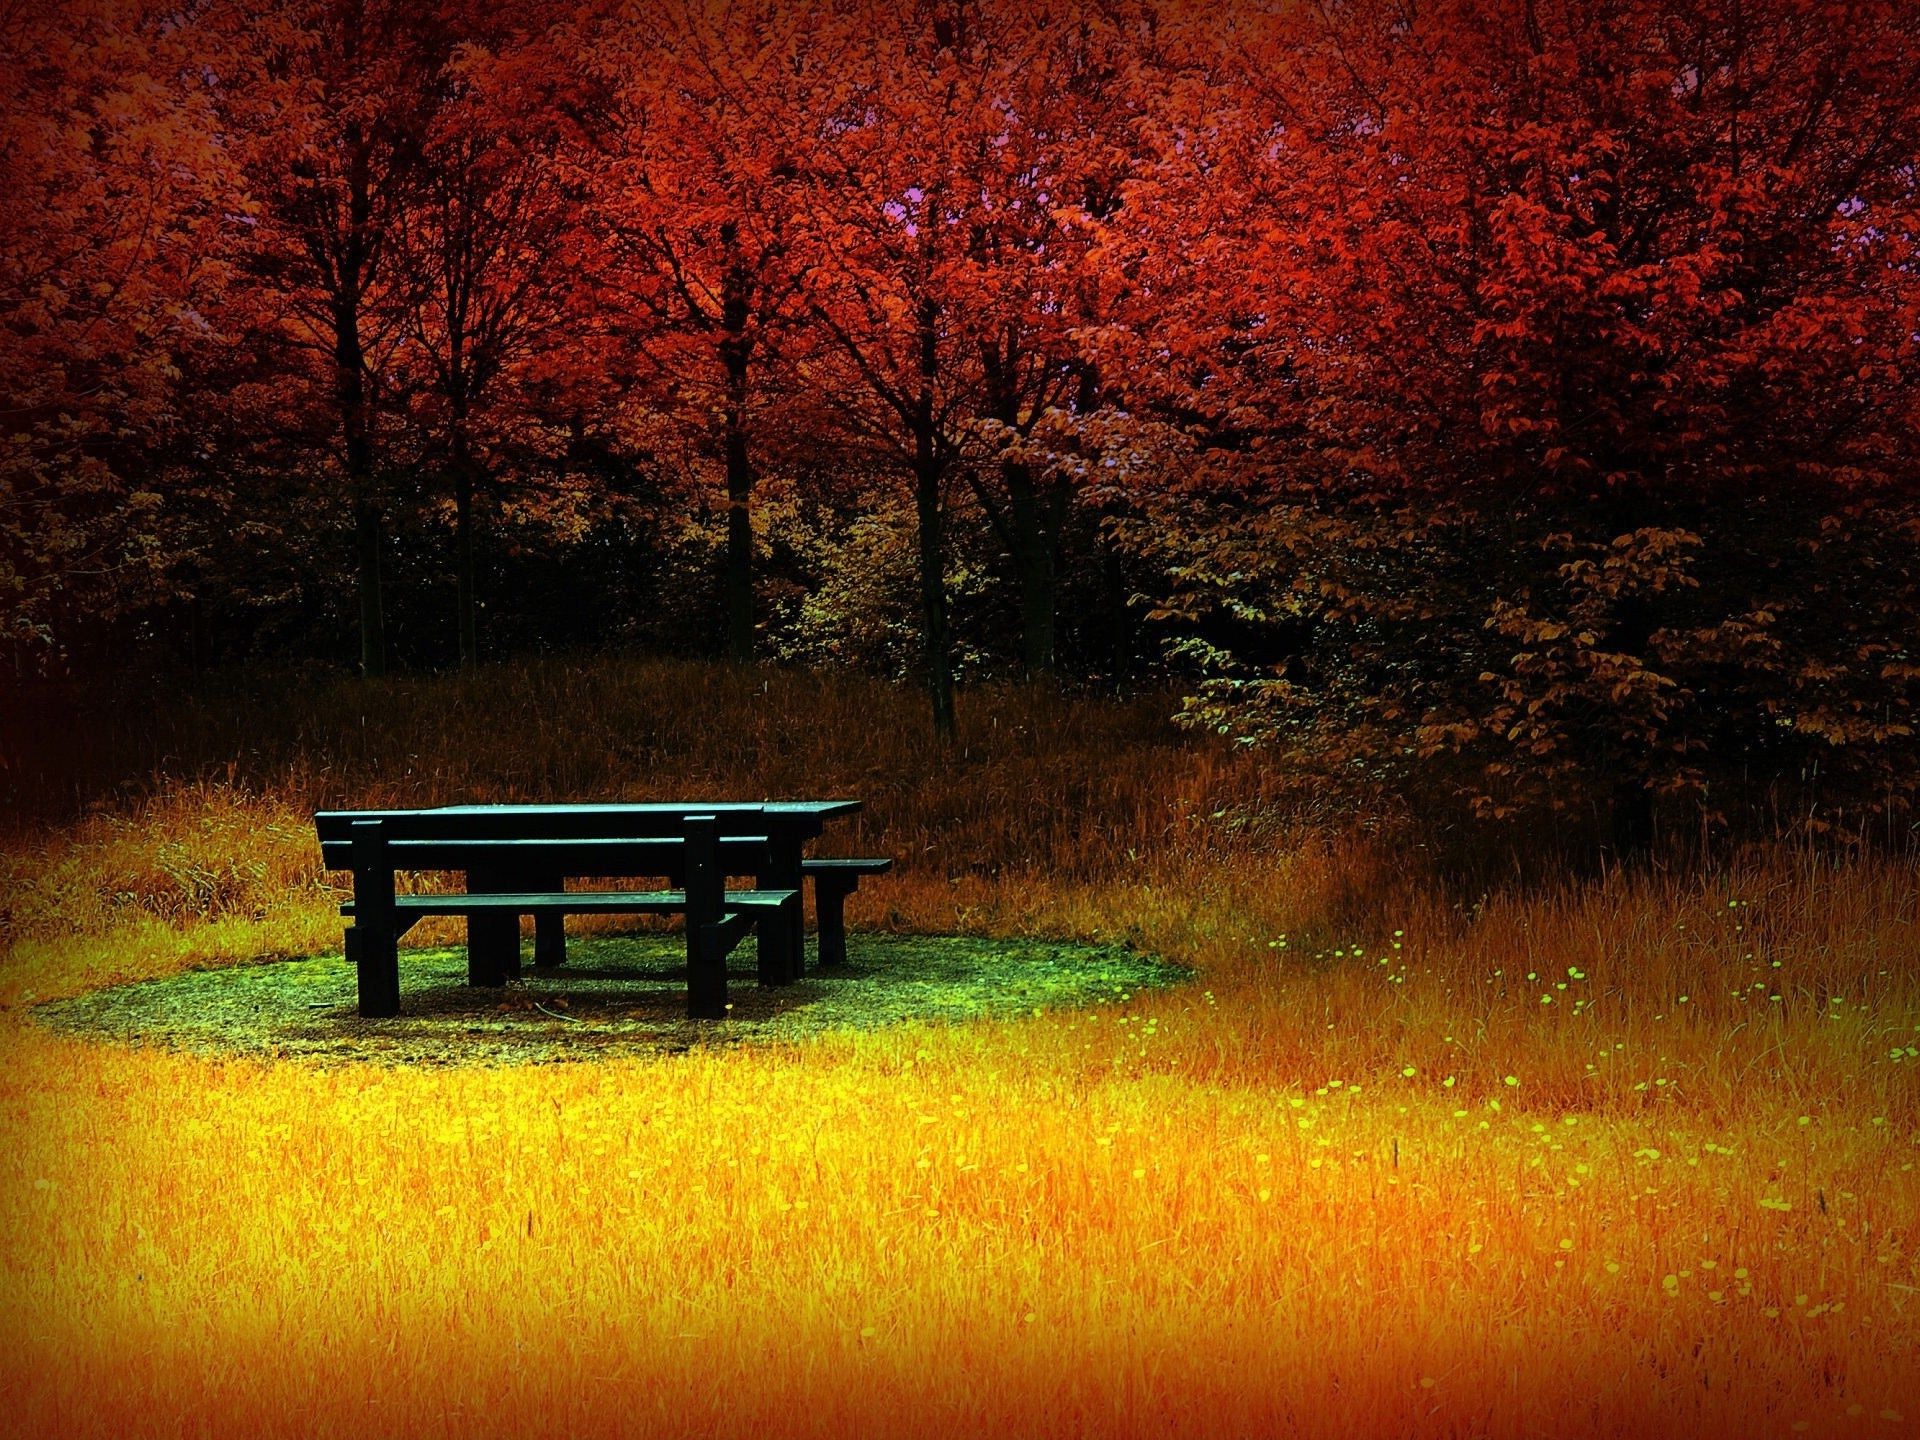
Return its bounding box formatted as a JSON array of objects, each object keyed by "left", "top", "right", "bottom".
[{"left": 314, "top": 801, "right": 887, "bottom": 1020}]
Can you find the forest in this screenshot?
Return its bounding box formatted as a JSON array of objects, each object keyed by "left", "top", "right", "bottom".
[
  {"left": 8, "top": 0, "right": 1920, "bottom": 848},
  {"left": 3, "top": 2, "right": 1920, "bottom": 1438}
]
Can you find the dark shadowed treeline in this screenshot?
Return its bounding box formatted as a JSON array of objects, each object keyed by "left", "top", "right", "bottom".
[{"left": 5, "top": 0, "right": 1918, "bottom": 851}]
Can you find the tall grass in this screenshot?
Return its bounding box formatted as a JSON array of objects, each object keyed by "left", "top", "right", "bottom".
[{"left": 2, "top": 661, "right": 1917, "bottom": 1438}]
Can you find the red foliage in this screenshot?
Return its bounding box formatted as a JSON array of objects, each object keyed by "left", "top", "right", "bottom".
[{"left": 6, "top": 0, "right": 1918, "bottom": 837}]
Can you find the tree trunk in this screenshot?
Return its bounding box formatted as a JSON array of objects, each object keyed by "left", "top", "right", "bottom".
[
  {"left": 916, "top": 444, "right": 955, "bottom": 738},
  {"left": 722, "top": 355, "right": 754, "bottom": 665},
  {"left": 453, "top": 453, "right": 478, "bottom": 669},
  {"left": 1608, "top": 778, "right": 1656, "bottom": 864},
  {"left": 1003, "top": 459, "right": 1057, "bottom": 678},
  {"left": 349, "top": 499, "right": 383, "bottom": 676},
  {"left": 339, "top": 346, "right": 385, "bottom": 679},
  {"left": 720, "top": 242, "right": 755, "bottom": 664},
  {"left": 1603, "top": 592, "right": 1657, "bottom": 865},
  {"left": 913, "top": 279, "right": 954, "bottom": 738},
  {"left": 1601, "top": 487, "right": 1657, "bottom": 864},
  {"left": 335, "top": 124, "right": 384, "bottom": 679}
]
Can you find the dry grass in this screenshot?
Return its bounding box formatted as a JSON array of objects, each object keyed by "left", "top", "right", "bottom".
[{"left": 2, "top": 660, "right": 1917, "bottom": 1439}]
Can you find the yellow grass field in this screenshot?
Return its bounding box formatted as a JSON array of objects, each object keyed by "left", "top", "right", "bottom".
[{"left": 2, "top": 662, "right": 1917, "bottom": 1438}]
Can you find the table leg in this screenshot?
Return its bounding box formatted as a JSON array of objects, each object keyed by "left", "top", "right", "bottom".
[
  {"left": 350, "top": 822, "right": 400, "bottom": 1017},
  {"left": 685, "top": 817, "right": 728, "bottom": 1019},
  {"left": 759, "top": 835, "right": 804, "bottom": 986},
  {"left": 467, "top": 868, "right": 518, "bottom": 987},
  {"left": 352, "top": 923, "right": 400, "bottom": 1017}
]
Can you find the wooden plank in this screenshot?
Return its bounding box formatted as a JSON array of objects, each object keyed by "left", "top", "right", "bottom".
[
  {"left": 802, "top": 856, "right": 894, "bottom": 874},
  {"left": 316, "top": 799, "right": 853, "bottom": 827},
  {"left": 317, "top": 835, "right": 773, "bottom": 871},
  {"left": 317, "top": 805, "right": 769, "bottom": 836},
  {"left": 317, "top": 810, "right": 776, "bottom": 844},
  {"left": 339, "top": 889, "right": 796, "bottom": 915},
  {"left": 314, "top": 800, "right": 857, "bottom": 846},
  {"left": 425, "top": 890, "right": 688, "bottom": 911},
  {"left": 719, "top": 890, "right": 800, "bottom": 910},
  {"left": 429, "top": 800, "right": 858, "bottom": 817},
  {"left": 706, "top": 911, "right": 758, "bottom": 959}
]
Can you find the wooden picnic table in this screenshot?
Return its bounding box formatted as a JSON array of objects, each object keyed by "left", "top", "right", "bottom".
[{"left": 315, "top": 800, "right": 869, "bottom": 1018}]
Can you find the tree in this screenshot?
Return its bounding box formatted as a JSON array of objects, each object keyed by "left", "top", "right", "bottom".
[
  {"left": 1114, "top": 0, "right": 1920, "bottom": 851},
  {"left": 796, "top": 0, "right": 1117, "bottom": 729},
  {"left": 397, "top": 17, "right": 582, "bottom": 667},
  {"left": 0, "top": 0, "right": 235, "bottom": 671},
  {"left": 951, "top": 2, "right": 1145, "bottom": 679},
  {"left": 212, "top": 0, "right": 452, "bottom": 676},
  {"left": 575, "top": 0, "right": 827, "bottom": 663}
]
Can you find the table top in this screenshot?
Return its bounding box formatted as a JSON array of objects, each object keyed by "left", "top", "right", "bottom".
[
  {"left": 317, "top": 800, "right": 859, "bottom": 822},
  {"left": 313, "top": 800, "right": 862, "bottom": 868},
  {"left": 313, "top": 802, "right": 861, "bottom": 854},
  {"left": 423, "top": 800, "right": 861, "bottom": 817}
]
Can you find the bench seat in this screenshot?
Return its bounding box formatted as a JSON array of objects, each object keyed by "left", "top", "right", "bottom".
[
  {"left": 801, "top": 857, "right": 893, "bottom": 968},
  {"left": 342, "top": 888, "right": 795, "bottom": 918}
]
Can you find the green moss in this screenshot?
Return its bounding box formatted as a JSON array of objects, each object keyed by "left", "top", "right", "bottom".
[{"left": 37, "top": 932, "right": 1189, "bottom": 1066}]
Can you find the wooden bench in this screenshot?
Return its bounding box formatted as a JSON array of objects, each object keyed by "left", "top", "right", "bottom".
[
  {"left": 802, "top": 857, "right": 894, "bottom": 968},
  {"left": 331, "top": 814, "right": 793, "bottom": 1020}
]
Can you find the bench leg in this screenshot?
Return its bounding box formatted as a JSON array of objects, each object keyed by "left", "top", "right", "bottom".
[
  {"left": 816, "top": 880, "right": 851, "bottom": 969},
  {"left": 785, "top": 893, "right": 807, "bottom": 980},
  {"left": 353, "top": 924, "right": 400, "bottom": 1018},
  {"left": 755, "top": 910, "right": 784, "bottom": 988},
  {"left": 749, "top": 908, "right": 793, "bottom": 986}
]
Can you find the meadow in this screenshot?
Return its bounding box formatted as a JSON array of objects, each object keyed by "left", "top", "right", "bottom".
[{"left": 1, "top": 660, "right": 1916, "bottom": 1439}]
